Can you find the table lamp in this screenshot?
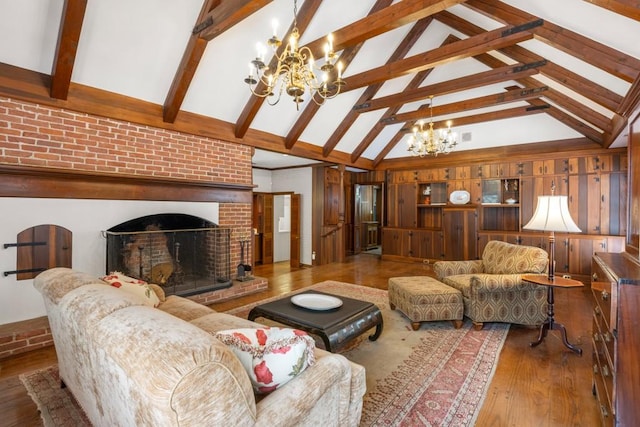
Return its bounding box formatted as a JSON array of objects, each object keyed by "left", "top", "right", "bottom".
[{"left": 523, "top": 184, "right": 581, "bottom": 281}]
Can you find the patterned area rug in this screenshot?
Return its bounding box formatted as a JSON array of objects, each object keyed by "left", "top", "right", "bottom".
[
  {"left": 20, "top": 280, "right": 508, "bottom": 427},
  {"left": 20, "top": 366, "right": 91, "bottom": 427},
  {"left": 227, "top": 281, "right": 510, "bottom": 426}
]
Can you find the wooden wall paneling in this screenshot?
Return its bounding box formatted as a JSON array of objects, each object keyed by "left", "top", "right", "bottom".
[
  {"left": 324, "top": 168, "right": 341, "bottom": 226},
  {"left": 386, "top": 184, "right": 399, "bottom": 227},
  {"left": 627, "top": 110, "right": 640, "bottom": 254},
  {"left": 261, "top": 194, "right": 273, "bottom": 264}
]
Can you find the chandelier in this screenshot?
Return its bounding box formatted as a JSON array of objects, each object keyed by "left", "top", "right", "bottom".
[
  {"left": 407, "top": 96, "right": 458, "bottom": 157},
  {"left": 244, "top": 0, "right": 345, "bottom": 110}
]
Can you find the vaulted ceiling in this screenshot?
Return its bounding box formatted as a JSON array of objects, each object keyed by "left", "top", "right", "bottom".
[{"left": 1, "top": 0, "right": 639, "bottom": 170}]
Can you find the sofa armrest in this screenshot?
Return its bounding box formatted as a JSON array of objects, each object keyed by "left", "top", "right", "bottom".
[
  {"left": 254, "top": 352, "right": 354, "bottom": 427},
  {"left": 433, "top": 260, "right": 483, "bottom": 279},
  {"left": 470, "top": 274, "right": 546, "bottom": 293}
]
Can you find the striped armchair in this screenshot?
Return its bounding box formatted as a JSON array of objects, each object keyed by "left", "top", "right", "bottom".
[{"left": 433, "top": 240, "right": 549, "bottom": 329}]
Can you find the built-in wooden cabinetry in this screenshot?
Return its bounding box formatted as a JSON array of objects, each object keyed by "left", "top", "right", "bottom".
[
  {"left": 591, "top": 252, "right": 640, "bottom": 426},
  {"left": 381, "top": 150, "right": 627, "bottom": 280}
]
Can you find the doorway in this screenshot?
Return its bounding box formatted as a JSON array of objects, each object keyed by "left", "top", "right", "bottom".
[
  {"left": 253, "top": 192, "right": 301, "bottom": 268},
  {"left": 353, "top": 184, "right": 383, "bottom": 255}
]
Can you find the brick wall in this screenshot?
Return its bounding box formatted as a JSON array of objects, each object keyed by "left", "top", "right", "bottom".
[
  {"left": 0, "top": 96, "right": 254, "bottom": 268},
  {"left": 0, "top": 97, "right": 257, "bottom": 359}
]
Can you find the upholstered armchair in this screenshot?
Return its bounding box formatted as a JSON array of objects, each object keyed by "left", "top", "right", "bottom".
[{"left": 433, "top": 240, "right": 549, "bottom": 329}]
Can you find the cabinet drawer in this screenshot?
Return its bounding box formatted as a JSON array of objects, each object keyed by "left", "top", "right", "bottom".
[
  {"left": 591, "top": 262, "right": 614, "bottom": 331},
  {"left": 592, "top": 311, "right": 614, "bottom": 378},
  {"left": 592, "top": 332, "right": 614, "bottom": 425}
]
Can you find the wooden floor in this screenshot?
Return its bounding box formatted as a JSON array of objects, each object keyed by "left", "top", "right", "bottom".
[{"left": 0, "top": 254, "right": 601, "bottom": 426}]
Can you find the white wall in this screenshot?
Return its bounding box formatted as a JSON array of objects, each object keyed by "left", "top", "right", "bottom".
[
  {"left": 272, "top": 168, "right": 313, "bottom": 266},
  {"left": 0, "top": 198, "right": 219, "bottom": 325},
  {"left": 273, "top": 194, "right": 291, "bottom": 262},
  {"left": 252, "top": 168, "right": 272, "bottom": 192}
]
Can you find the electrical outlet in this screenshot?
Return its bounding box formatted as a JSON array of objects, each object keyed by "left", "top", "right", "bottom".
[{"left": 312, "top": 251, "right": 316, "bottom": 260}]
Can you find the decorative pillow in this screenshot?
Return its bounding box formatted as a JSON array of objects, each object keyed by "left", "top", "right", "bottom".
[
  {"left": 101, "top": 272, "right": 161, "bottom": 307},
  {"left": 214, "top": 327, "right": 316, "bottom": 394}
]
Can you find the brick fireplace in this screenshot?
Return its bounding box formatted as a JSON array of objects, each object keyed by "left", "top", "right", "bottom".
[
  {"left": 105, "top": 213, "right": 233, "bottom": 296},
  {"left": 0, "top": 97, "right": 264, "bottom": 359}
]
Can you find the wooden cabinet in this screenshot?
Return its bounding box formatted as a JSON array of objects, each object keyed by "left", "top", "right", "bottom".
[
  {"left": 481, "top": 162, "right": 509, "bottom": 178},
  {"left": 387, "top": 183, "right": 416, "bottom": 228},
  {"left": 411, "top": 229, "right": 443, "bottom": 260},
  {"left": 380, "top": 148, "right": 626, "bottom": 274},
  {"left": 443, "top": 206, "right": 477, "bottom": 260},
  {"left": 591, "top": 252, "right": 640, "bottom": 427},
  {"left": 381, "top": 228, "right": 409, "bottom": 258},
  {"left": 382, "top": 227, "right": 443, "bottom": 260},
  {"left": 568, "top": 172, "right": 627, "bottom": 236},
  {"left": 480, "top": 178, "right": 520, "bottom": 231},
  {"left": 532, "top": 158, "right": 566, "bottom": 175},
  {"left": 568, "top": 236, "right": 626, "bottom": 277}
]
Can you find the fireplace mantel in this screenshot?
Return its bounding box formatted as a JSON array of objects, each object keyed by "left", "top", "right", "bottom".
[{"left": 0, "top": 165, "right": 253, "bottom": 203}]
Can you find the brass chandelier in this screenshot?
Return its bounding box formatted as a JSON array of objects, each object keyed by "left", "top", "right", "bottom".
[
  {"left": 407, "top": 96, "right": 458, "bottom": 157},
  {"left": 244, "top": 0, "right": 345, "bottom": 110}
]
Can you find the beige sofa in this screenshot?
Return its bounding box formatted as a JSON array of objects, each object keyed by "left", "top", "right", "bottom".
[
  {"left": 433, "top": 240, "right": 549, "bottom": 329},
  {"left": 34, "top": 268, "right": 365, "bottom": 427}
]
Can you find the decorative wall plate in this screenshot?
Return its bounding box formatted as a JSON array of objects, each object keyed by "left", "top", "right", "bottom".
[
  {"left": 291, "top": 293, "right": 343, "bottom": 310},
  {"left": 449, "top": 190, "right": 470, "bottom": 205}
]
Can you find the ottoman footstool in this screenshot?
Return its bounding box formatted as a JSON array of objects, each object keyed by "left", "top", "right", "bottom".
[{"left": 388, "top": 276, "right": 464, "bottom": 330}]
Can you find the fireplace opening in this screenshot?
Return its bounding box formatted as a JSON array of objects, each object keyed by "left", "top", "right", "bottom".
[{"left": 104, "top": 213, "right": 232, "bottom": 297}]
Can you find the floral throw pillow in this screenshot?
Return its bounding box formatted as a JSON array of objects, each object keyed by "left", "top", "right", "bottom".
[
  {"left": 214, "top": 327, "right": 316, "bottom": 394},
  {"left": 101, "top": 272, "right": 161, "bottom": 307}
]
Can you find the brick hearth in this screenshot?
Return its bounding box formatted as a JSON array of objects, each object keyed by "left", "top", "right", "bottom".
[{"left": 0, "top": 276, "right": 267, "bottom": 360}]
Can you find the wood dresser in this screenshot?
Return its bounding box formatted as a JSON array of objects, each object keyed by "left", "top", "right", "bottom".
[{"left": 591, "top": 252, "right": 640, "bottom": 426}]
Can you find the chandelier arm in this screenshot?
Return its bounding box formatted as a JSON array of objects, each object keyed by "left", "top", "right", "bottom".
[
  {"left": 243, "top": 0, "right": 343, "bottom": 107},
  {"left": 406, "top": 95, "right": 458, "bottom": 156}
]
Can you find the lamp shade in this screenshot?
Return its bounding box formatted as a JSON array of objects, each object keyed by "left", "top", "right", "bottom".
[{"left": 523, "top": 195, "right": 581, "bottom": 233}]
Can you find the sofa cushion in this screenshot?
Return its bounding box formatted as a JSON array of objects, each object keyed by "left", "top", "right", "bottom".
[
  {"left": 158, "top": 295, "right": 215, "bottom": 321},
  {"left": 440, "top": 274, "right": 474, "bottom": 298},
  {"left": 215, "top": 327, "right": 316, "bottom": 394},
  {"left": 482, "top": 240, "right": 548, "bottom": 275},
  {"left": 101, "top": 273, "right": 160, "bottom": 307}
]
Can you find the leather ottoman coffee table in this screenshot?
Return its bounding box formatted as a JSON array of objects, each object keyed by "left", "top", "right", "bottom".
[{"left": 248, "top": 290, "right": 383, "bottom": 352}]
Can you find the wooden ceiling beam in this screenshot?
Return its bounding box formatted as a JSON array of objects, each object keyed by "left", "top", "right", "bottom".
[
  {"left": 234, "top": 0, "right": 321, "bottom": 139},
  {"left": 344, "top": 20, "right": 539, "bottom": 92},
  {"left": 376, "top": 137, "right": 603, "bottom": 171},
  {"left": 283, "top": 0, "right": 393, "bottom": 151},
  {"left": 527, "top": 98, "right": 604, "bottom": 143},
  {"left": 398, "top": 104, "right": 550, "bottom": 132},
  {"left": 472, "top": 52, "right": 610, "bottom": 142},
  {"left": 163, "top": 0, "right": 269, "bottom": 123},
  {"left": 436, "top": 10, "right": 614, "bottom": 135},
  {"left": 50, "top": 0, "right": 87, "bottom": 100},
  {"left": 322, "top": 17, "right": 435, "bottom": 158},
  {"left": 302, "top": 0, "right": 469, "bottom": 58},
  {"left": 466, "top": 0, "right": 640, "bottom": 82},
  {"left": 197, "top": 0, "right": 272, "bottom": 41},
  {"left": 354, "top": 61, "right": 545, "bottom": 113},
  {"left": 378, "top": 99, "right": 550, "bottom": 165},
  {"left": 350, "top": 69, "right": 436, "bottom": 163},
  {"left": 541, "top": 88, "right": 612, "bottom": 134},
  {"left": 383, "top": 86, "right": 549, "bottom": 126},
  {"left": 435, "top": 10, "right": 623, "bottom": 113},
  {"left": 0, "top": 62, "right": 374, "bottom": 170},
  {"left": 580, "top": 0, "right": 640, "bottom": 22}
]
